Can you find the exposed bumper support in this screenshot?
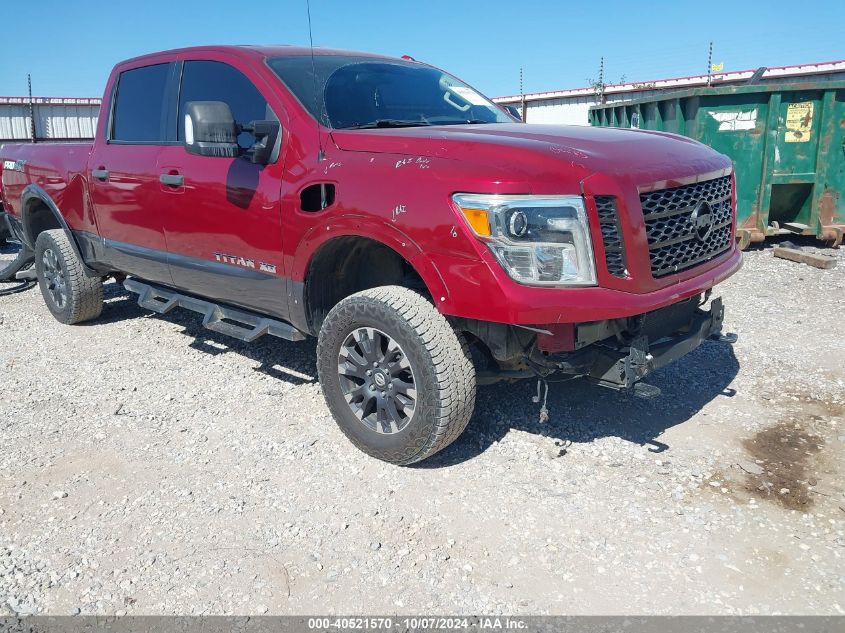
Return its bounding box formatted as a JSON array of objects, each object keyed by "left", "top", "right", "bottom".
[
  {"left": 477, "top": 297, "right": 736, "bottom": 391},
  {"left": 585, "top": 296, "right": 733, "bottom": 391}
]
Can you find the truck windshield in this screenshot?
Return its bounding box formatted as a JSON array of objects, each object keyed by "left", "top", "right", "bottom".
[{"left": 267, "top": 55, "right": 512, "bottom": 129}]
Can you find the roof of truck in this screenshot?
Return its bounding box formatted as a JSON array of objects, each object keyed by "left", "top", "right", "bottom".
[{"left": 119, "top": 45, "right": 396, "bottom": 66}]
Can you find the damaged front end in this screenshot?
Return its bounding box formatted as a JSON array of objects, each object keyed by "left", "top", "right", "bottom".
[{"left": 461, "top": 293, "right": 737, "bottom": 399}]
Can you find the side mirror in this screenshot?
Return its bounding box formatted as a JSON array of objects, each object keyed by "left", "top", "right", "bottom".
[
  {"left": 184, "top": 101, "right": 240, "bottom": 158},
  {"left": 242, "top": 119, "right": 280, "bottom": 165},
  {"left": 502, "top": 104, "right": 523, "bottom": 122}
]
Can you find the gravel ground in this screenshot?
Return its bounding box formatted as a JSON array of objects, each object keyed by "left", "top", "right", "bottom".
[{"left": 0, "top": 241, "right": 843, "bottom": 616}]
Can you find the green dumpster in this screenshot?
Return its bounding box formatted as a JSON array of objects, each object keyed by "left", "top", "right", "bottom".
[{"left": 589, "top": 81, "right": 845, "bottom": 248}]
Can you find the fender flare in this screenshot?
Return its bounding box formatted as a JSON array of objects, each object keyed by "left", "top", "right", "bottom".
[
  {"left": 20, "top": 184, "right": 98, "bottom": 276},
  {"left": 289, "top": 215, "right": 451, "bottom": 334}
]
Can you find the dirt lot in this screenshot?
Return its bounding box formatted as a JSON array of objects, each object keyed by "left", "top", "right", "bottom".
[{"left": 1, "top": 242, "right": 843, "bottom": 615}]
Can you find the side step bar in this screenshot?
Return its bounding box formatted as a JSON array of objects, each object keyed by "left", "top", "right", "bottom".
[
  {"left": 124, "top": 278, "right": 306, "bottom": 343},
  {"left": 15, "top": 267, "right": 37, "bottom": 281}
]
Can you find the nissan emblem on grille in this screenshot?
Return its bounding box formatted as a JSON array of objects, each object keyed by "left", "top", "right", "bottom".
[
  {"left": 639, "top": 175, "right": 733, "bottom": 278},
  {"left": 690, "top": 200, "right": 714, "bottom": 242}
]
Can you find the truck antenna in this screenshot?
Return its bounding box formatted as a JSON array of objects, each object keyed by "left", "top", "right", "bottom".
[{"left": 306, "top": 0, "right": 324, "bottom": 161}]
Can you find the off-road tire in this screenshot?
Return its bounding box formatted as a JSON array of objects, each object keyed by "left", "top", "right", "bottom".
[
  {"left": 317, "top": 286, "right": 476, "bottom": 465},
  {"left": 34, "top": 229, "right": 103, "bottom": 324}
]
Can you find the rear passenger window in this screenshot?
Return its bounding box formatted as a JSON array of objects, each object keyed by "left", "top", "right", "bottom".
[
  {"left": 178, "top": 61, "right": 273, "bottom": 150},
  {"left": 111, "top": 64, "right": 169, "bottom": 143}
]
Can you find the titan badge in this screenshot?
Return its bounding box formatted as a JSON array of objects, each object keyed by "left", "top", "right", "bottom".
[{"left": 214, "top": 252, "right": 277, "bottom": 274}]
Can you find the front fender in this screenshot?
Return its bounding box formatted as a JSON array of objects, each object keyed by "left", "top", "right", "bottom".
[
  {"left": 286, "top": 215, "right": 452, "bottom": 334},
  {"left": 292, "top": 214, "right": 451, "bottom": 304}
]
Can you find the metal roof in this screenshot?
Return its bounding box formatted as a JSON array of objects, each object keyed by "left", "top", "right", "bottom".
[
  {"left": 0, "top": 96, "right": 101, "bottom": 105},
  {"left": 493, "top": 59, "right": 845, "bottom": 104}
]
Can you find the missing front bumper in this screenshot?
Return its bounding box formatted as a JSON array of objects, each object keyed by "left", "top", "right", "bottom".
[
  {"left": 473, "top": 296, "right": 736, "bottom": 390},
  {"left": 502, "top": 296, "right": 736, "bottom": 394},
  {"left": 581, "top": 296, "right": 734, "bottom": 392}
]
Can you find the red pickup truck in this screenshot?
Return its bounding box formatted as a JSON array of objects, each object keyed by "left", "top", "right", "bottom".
[{"left": 0, "top": 45, "right": 740, "bottom": 464}]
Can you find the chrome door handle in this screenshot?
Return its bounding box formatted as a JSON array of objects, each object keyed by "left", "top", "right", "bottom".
[
  {"left": 91, "top": 168, "right": 109, "bottom": 181},
  {"left": 159, "top": 174, "right": 184, "bottom": 187}
]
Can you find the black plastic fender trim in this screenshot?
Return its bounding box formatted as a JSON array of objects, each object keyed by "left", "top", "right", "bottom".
[{"left": 20, "top": 184, "right": 100, "bottom": 278}]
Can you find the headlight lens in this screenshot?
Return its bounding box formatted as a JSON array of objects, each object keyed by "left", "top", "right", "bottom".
[{"left": 452, "top": 194, "right": 597, "bottom": 286}]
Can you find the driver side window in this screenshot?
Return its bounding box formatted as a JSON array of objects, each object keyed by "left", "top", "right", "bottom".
[{"left": 178, "top": 60, "right": 274, "bottom": 150}]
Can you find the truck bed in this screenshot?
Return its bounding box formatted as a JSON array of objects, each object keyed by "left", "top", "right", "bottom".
[{"left": 0, "top": 141, "right": 94, "bottom": 234}]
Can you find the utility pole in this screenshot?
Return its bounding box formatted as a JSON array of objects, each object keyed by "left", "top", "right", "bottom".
[
  {"left": 27, "top": 74, "right": 36, "bottom": 143},
  {"left": 706, "top": 41, "right": 713, "bottom": 87},
  {"left": 598, "top": 57, "right": 605, "bottom": 103},
  {"left": 519, "top": 66, "right": 525, "bottom": 122}
]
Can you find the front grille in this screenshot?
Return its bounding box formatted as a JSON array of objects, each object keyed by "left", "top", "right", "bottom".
[
  {"left": 594, "top": 196, "right": 627, "bottom": 277},
  {"left": 640, "top": 175, "right": 733, "bottom": 278}
]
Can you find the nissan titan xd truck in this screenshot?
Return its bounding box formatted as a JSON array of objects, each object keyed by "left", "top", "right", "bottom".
[{"left": 0, "top": 46, "right": 741, "bottom": 464}]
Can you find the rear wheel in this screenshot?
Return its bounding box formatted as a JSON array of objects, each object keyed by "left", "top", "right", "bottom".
[
  {"left": 34, "top": 229, "right": 103, "bottom": 324},
  {"left": 317, "top": 286, "right": 476, "bottom": 465}
]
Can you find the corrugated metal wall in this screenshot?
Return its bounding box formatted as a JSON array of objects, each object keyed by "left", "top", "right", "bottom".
[
  {"left": 522, "top": 89, "right": 665, "bottom": 125},
  {"left": 520, "top": 73, "right": 845, "bottom": 125},
  {"left": 499, "top": 62, "right": 845, "bottom": 126},
  {"left": 0, "top": 99, "right": 100, "bottom": 141}
]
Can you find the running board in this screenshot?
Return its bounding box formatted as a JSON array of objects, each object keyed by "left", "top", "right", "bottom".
[
  {"left": 15, "top": 268, "right": 37, "bottom": 281},
  {"left": 123, "top": 278, "right": 306, "bottom": 343}
]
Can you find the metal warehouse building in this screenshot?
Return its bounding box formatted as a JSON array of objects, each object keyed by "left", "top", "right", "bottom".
[
  {"left": 0, "top": 96, "right": 100, "bottom": 142},
  {"left": 493, "top": 60, "right": 845, "bottom": 125}
]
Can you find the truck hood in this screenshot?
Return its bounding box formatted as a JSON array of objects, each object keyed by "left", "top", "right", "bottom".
[{"left": 330, "top": 123, "right": 729, "bottom": 185}]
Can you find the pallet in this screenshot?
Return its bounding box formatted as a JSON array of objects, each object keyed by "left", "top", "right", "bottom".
[{"left": 772, "top": 247, "right": 837, "bottom": 270}]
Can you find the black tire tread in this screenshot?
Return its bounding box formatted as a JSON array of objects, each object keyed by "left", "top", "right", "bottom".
[
  {"left": 317, "top": 286, "right": 476, "bottom": 465},
  {"left": 35, "top": 229, "right": 103, "bottom": 324}
]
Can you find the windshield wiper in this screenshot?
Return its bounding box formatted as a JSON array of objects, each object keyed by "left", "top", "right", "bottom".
[
  {"left": 440, "top": 119, "right": 493, "bottom": 126},
  {"left": 345, "top": 119, "right": 433, "bottom": 130}
]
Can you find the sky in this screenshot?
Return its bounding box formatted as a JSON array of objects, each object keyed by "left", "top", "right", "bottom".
[{"left": 2, "top": 0, "right": 844, "bottom": 99}]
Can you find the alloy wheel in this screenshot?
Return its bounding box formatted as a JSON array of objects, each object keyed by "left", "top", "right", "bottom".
[
  {"left": 337, "top": 327, "right": 417, "bottom": 434},
  {"left": 41, "top": 248, "right": 68, "bottom": 308}
]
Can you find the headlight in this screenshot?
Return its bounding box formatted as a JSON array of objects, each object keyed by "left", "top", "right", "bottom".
[{"left": 452, "top": 194, "right": 596, "bottom": 286}]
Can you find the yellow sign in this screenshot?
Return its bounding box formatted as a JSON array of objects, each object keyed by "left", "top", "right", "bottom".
[
  {"left": 785, "top": 101, "right": 813, "bottom": 142},
  {"left": 711, "top": 62, "right": 724, "bottom": 72}
]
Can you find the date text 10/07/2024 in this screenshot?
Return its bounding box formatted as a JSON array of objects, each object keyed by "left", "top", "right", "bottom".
[{"left": 306, "top": 617, "right": 528, "bottom": 630}]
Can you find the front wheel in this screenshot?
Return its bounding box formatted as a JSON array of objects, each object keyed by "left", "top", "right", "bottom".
[{"left": 317, "top": 286, "right": 476, "bottom": 465}]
